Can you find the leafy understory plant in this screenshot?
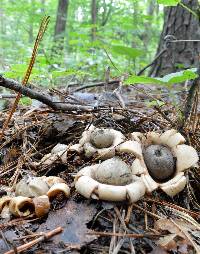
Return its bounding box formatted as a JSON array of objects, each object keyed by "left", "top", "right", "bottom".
[{"left": 125, "top": 69, "right": 197, "bottom": 86}]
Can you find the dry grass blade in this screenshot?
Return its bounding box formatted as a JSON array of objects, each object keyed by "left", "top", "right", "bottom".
[
  {"left": 170, "top": 208, "right": 200, "bottom": 231},
  {"left": 87, "top": 231, "right": 161, "bottom": 239},
  {"left": 144, "top": 198, "right": 200, "bottom": 219}
]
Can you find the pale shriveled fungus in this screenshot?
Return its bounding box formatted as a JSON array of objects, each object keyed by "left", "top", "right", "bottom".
[
  {"left": 47, "top": 183, "right": 70, "bottom": 201},
  {"left": 0, "top": 196, "right": 12, "bottom": 219},
  {"left": 15, "top": 176, "right": 49, "bottom": 198},
  {"left": 32, "top": 195, "right": 50, "bottom": 217},
  {"left": 9, "top": 196, "right": 34, "bottom": 217},
  {"left": 0, "top": 176, "right": 70, "bottom": 218},
  {"left": 37, "top": 143, "right": 83, "bottom": 166}
]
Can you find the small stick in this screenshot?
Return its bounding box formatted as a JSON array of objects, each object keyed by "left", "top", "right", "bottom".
[
  {"left": 144, "top": 197, "right": 200, "bottom": 219},
  {"left": 124, "top": 204, "right": 133, "bottom": 225},
  {"left": 4, "top": 227, "right": 63, "bottom": 254},
  {"left": 144, "top": 202, "right": 148, "bottom": 230},
  {"left": 131, "top": 203, "right": 163, "bottom": 220},
  {"left": 87, "top": 231, "right": 161, "bottom": 239}
]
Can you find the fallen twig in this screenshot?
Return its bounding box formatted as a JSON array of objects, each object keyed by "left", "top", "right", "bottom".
[
  {"left": 74, "top": 80, "right": 120, "bottom": 92},
  {"left": 87, "top": 230, "right": 161, "bottom": 239},
  {"left": 144, "top": 197, "right": 200, "bottom": 219},
  {"left": 0, "top": 76, "right": 93, "bottom": 112},
  {"left": 4, "top": 226, "right": 63, "bottom": 254}
]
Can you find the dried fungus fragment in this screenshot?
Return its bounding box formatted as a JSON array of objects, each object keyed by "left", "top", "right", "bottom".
[
  {"left": 15, "top": 177, "right": 49, "bottom": 198},
  {"left": 33, "top": 195, "right": 50, "bottom": 217},
  {"left": 47, "top": 183, "right": 70, "bottom": 200},
  {"left": 9, "top": 196, "right": 34, "bottom": 217},
  {"left": 43, "top": 176, "right": 66, "bottom": 188},
  {"left": 0, "top": 196, "right": 12, "bottom": 219}
]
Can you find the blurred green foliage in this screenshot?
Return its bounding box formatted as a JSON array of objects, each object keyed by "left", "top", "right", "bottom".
[{"left": 0, "top": 0, "right": 164, "bottom": 86}]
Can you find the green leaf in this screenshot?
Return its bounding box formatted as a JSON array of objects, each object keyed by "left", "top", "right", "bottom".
[
  {"left": 157, "top": 0, "right": 180, "bottom": 6},
  {"left": 19, "top": 97, "right": 32, "bottom": 106},
  {"left": 157, "top": 69, "right": 197, "bottom": 84},
  {"left": 111, "top": 45, "right": 144, "bottom": 59},
  {"left": 4, "top": 71, "right": 20, "bottom": 79},
  {"left": 36, "top": 55, "right": 48, "bottom": 66},
  {"left": 10, "top": 64, "right": 28, "bottom": 73},
  {"left": 125, "top": 75, "right": 164, "bottom": 85},
  {"left": 125, "top": 69, "right": 197, "bottom": 85},
  {"left": 146, "top": 100, "right": 165, "bottom": 107}
]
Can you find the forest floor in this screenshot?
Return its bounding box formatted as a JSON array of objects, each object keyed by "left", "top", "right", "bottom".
[{"left": 0, "top": 79, "right": 199, "bottom": 254}]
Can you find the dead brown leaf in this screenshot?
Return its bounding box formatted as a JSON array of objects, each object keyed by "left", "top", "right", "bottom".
[
  {"left": 154, "top": 218, "right": 200, "bottom": 253},
  {"left": 37, "top": 200, "right": 97, "bottom": 250}
]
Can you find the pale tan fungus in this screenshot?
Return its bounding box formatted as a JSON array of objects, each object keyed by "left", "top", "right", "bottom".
[
  {"left": 47, "top": 183, "right": 70, "bottom": 200},
  {"left": 32, "top": 195, "right": 50, "bottom": 217},
  {"left": 15, "top": 177, "right": 49, "bottom": 198},
  {"left": 9, "top": 196, "right": 34, "bottom": 217},
  {"left": 79, "top": 125, "right": 125, "bottom": 159},
  {"left": 0, "top": 196, "right": 12, "bottom": 219},
  {"left": 42, "top": 176, "right": 66, "bottom": 188}
]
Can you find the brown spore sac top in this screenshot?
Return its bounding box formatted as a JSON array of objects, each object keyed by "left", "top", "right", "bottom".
[{"left": 143, "top": 145, "right": 175, "bottom": 182}]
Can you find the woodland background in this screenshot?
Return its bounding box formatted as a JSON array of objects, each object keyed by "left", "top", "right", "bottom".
[
  {"left": 0, "top": 0, "right": 163, "bottom": 87},
  {"left": 1, "top": 0, "right": 200, "bottom": 89}
]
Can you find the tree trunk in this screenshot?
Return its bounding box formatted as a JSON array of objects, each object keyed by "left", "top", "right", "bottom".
[
  {"left": 52, "top": 0, "right": 69, "bottom": 59},
  {"left": 149, "top": 0, "right": 200, "bottom": 77},
  {"left": 91, "top": 0, "right": 98, "bottom": 41},
  {"left": 101, "top": 0, "right": 113, "bottom": 26}
]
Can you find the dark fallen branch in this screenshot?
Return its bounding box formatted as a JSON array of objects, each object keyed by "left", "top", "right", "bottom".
[
  {"left": 137, "top": 48, "right": 167, "bottom": 76},
  {"left": 0, "top": 76, "right": 93, "bottom": 112},
  {"left": 74, "top": 80, "right": 120, "bottom": 92}
]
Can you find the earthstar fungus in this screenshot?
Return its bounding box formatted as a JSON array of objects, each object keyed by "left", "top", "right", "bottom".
[
  {"left": 79, "top": 125, "right": 125, "bottom": 159},
  {"left": 75, "top": 128, "right": 199, "bottom": 201},
  {"left": 75, "top": 158, "right": 146, "bottom": 202},
  {"left": 131, "top": 129, "right": 199, "bottom": 196}
]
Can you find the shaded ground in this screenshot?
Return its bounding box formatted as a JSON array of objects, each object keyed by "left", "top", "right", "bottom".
[{"left": 0, "top": 80, "right": 199, "bottom": 254}]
